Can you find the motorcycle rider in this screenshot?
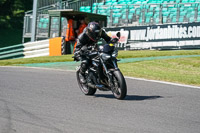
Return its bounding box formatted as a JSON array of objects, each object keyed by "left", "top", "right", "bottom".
[{"left": 74, "top": 22, "right": 116, "bottom": 83}]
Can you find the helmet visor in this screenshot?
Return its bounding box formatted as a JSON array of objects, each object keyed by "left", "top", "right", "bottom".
[{"left": 87, "top": 28, "right": 102, "bottom": 41}]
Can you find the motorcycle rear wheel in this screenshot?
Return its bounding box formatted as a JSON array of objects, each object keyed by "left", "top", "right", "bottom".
[
  {"left": 76, "top": 69, "right": 96, "bottom": 95},
  {"left": 112, "top": 70, "right": 127, "bottom": 100}
]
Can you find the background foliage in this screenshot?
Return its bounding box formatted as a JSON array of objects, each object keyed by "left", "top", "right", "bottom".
[
  {"left": 0, "top": 0, "right": 33, "bottom": 29},
  {"left": 0, "top": 0, "right": 33, "bottom": 47}
]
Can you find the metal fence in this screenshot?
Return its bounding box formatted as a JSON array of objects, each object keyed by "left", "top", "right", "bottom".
[
  {"left": 22, "top": 0, "right": 102, "bottom": 42},
  {"left": 23, "top": 1, "right": 65, "bottom": 43},
  {"left": 22, "top": 1, "right": 200, "bottom": 42}
]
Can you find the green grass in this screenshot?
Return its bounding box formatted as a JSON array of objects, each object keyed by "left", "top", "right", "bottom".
[
  {"left": 119, "top": 57, "right": 200, "bottom": 86},
  {"left": 0, "top": 55, "right": 74, "bottom": 66},
  {"left": 118, "top": 50, "right": 200, "bottom": 58},
  {"left": 1, "top": 50, "right": 200, "bottom": 66}
]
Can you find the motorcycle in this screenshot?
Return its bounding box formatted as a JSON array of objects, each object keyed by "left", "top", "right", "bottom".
[{"left": 74, "top": 32, "right": 127, "bottom": 100}]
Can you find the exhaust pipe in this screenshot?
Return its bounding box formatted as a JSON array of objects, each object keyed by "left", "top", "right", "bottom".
[
  {"left": 87, "top": 83, "right": 109, "bottom": 91},
  {"left": 87, "top": 83, "right": 96, "bottom": 89}
]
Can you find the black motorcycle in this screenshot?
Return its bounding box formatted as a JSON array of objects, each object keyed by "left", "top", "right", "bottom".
[{"left": 75, "top": 33, "right": 127, "bottom": 100}]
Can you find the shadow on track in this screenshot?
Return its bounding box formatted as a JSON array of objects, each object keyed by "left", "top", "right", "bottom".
[
  {"left": 125, "top": 95, "right": 163, "bottom": 101},
  {"left": 94, "top": 94, "right": 163, "bottom": 101}
]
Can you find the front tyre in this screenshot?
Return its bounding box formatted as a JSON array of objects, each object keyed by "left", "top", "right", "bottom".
[
  {"left": 112, "top": 70, "right": 127, "bottom": 100},
  {"left": 76, "top": 69, "right": 96, "bottom": 95}
]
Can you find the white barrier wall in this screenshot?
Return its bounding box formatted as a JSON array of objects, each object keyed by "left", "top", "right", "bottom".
[
  {"left": 0, "top": 39, "right": 50, "bottom": 60},
  {"left": 23, "top": 40, "right": 49, "bottom": 58}
]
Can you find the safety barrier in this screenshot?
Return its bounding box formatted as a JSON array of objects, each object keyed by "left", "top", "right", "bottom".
[
  {"left": 105, "top": 22, "right": 200, "bottom": 50},
  {"left": 0, "top": 40, "right": 49, "bottom": 60}
]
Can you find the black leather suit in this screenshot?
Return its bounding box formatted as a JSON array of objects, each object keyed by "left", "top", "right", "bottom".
[{"left": 74, "top": 27, "right": 111, "bottom": 74}]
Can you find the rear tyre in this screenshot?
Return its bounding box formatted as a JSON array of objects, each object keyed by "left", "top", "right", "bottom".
[
  {"left": 112, "top": 70, "right": 127, "bottom": 100},
  {"left": 76, "top": 69, "right": 96, "bottom": 95}
]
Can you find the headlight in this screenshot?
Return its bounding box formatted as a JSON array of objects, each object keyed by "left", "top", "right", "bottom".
[
  {"left": 112, "top": 49, "right": 118, "bottom": 57},
  {"left": 100, "top": 53, "right": 111, "bottom": 61}
]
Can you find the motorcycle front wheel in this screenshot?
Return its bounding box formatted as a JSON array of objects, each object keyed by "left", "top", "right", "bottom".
[
  {"left": 112, "top": 70, "right": 127, "bottom": 100},
  {"left": 76, "top": 69, "right": 96, "bottom": 95}
]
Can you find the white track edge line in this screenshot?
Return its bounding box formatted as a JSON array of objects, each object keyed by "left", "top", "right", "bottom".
[
  {"left": 125, "top": 76, "right": 200, "bottom": 89},
  {"left": 0, "top": 66, "right": 75, "bottom": 72}
]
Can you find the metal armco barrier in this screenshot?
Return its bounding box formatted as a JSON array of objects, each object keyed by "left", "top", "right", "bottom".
[{"left": 0, "top": 40, "right": 49, "bottom": 60}]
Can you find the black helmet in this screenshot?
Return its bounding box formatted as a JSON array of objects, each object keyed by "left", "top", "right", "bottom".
[{"left": 86, "top": 22, "right": 102, "bottom": 42}]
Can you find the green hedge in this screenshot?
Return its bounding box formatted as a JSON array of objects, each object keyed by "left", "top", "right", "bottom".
[{"left": 0, "top": 29, "right": 22, "bottom": 48}]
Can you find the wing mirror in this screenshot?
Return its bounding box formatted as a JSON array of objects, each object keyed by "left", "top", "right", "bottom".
[{"left": 116, "top": 32, "right": 121, "bottom": 39}]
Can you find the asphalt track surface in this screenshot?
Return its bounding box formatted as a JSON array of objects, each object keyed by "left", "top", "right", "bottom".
[{"left": 0, "top": 67, "right": 200, "bottom": 133}]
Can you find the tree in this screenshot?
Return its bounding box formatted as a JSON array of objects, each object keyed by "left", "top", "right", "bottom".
[{"left": 0, "top": 0, "right": 33, "bottom": 29}]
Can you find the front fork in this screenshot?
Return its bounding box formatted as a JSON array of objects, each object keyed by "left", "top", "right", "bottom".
[{"left": 100, "top": 58, "right": 119, "bottom": 91}]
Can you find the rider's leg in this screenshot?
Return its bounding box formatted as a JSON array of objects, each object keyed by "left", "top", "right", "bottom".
[{"left": 79, "top": 59, "right": 89, "bottom": 83}]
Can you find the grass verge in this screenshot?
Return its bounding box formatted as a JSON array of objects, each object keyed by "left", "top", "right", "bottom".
[
  {"left": 0, "top": 54, "right": 74, "bottom": 66},
  {"left": 118, "top": 50, "right": 200, "bottom": 58},
  {"left": 0, "top": 50, "right": 200, "bottom": 66},
  {"left": 119, "top": 57, "right": 200, "bottom": 86}
]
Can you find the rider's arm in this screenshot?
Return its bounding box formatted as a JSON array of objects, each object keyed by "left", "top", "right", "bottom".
[
  {"left": 74, "top": 33, "right": 88, "bottom": 61},
  {"left": 75, "top": 32, "right": 88, "bottom": 53},
  {"left": 101, "top": 30, "right": 111, "bottom": 43}
]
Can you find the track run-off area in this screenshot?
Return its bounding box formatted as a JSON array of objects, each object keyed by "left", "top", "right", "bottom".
[{"left": 0, "top": 66, "right": 200, "bottom": 133}]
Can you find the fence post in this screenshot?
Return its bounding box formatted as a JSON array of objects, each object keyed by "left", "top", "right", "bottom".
[
  {"left": 31, "top": 0, "right": 38, "bottom": 42},
  {"left": 126, "top": 5, "right": 128, "bottom": 26}
]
